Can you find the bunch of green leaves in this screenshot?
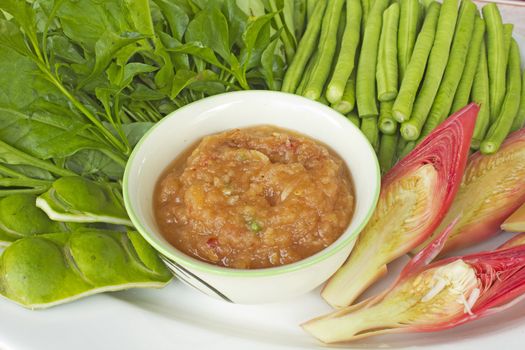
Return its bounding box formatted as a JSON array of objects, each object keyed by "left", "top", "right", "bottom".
[
  {"left": 0, "top": 0, "right": 290, "bottom": 197},
  {"left": 0, "top": 0, "right": 289, "bottom": 182}
]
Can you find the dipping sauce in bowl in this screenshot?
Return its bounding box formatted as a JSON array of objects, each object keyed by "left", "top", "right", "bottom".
[{"left": 154, "top": 126, "right": 355, "bottom": 269}]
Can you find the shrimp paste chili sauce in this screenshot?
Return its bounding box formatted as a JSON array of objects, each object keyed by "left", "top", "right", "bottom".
[{"left": 154, "top": 126, "right": 355, "bottom": 269}]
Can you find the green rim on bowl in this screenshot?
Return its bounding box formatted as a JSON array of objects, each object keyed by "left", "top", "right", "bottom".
[{"left": 123, "top": 91, "right": 381, "bottom": 277}]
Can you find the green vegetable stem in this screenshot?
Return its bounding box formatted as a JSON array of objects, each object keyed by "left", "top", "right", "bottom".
[
  {"left": 481, "top": 39, "right": 522, "bottom": 154},
  {"left": 356, "top": 0, "right": 390, "bottom": 118},
  {"left": 307, "top": 0, "right": 318, "bottom": 20},
  {"left": 378, "top": 133, "right": 399, "bottom": 174},
  {"left": 331, "top": 70, "right": 357, "bottom": 114},
  {"left": 376, "top": 3, "right": 399, "bottom": 102},
  {"left": 0, "top": 230, "right": 172, "bottom": 309},
  {"left": 400, "top": 0, "right": 463, "bottom": 141},
  {"left": 451, "top": 16, "right": 486, "bottom": 114},
  {"left": 325, "top": 0, "right": 362, "bottom": 104},
  {"left": 378, "top": 100, "right": 398, "bottom": 135},
  {"left": 392, "top": 2, "right": 441, "bottom": 123},
  {"left": 510, "top": 70, "right": 525, "bottom": 133},
  {"left": 303, "top": 0, "right": 346, "bottom": 101},
  {"left": 483, "top": 3, "right": 507, "bottom": 121},
  {"left": 397, "top": 0, "right": 420, "bottom": 82},
  {"left": 346, "top": 110, "right": 361, "bottom": 128},
  {"left": 360, "top": 116, "right": 380, "bottom": 152},
  {"left": 502, "top": 24, "right": 514, "bottom": 79},
  {"left": 282, "top": 0, "right": 327, "bottom": 93},
  {"left": 470, "top": 41, "right": 491, "bottom": 149},
  {"left": 269, "top": 0, "right": 297, "bottom": 62},
  {"left": 417, "top": 0, "right": 477, "bottom": 139},
  {"left": 294, "top": 0, "right": 308, "bottom": 40}
]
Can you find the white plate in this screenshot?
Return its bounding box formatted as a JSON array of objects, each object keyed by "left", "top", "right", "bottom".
[
  {"left": 2, "top": 10, "right": 525, "bottom": 350},
  {"left": 1, "top": 233, "right": 523, "bottom": 350}
]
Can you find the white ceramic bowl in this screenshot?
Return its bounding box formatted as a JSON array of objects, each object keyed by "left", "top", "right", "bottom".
[{"left": 123, "top": 91, "right": 380, "bottom": 304}]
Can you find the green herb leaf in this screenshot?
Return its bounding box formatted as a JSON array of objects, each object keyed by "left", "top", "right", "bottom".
[{"left": 185, "top": 7, "right": 230, "bottom": 61}]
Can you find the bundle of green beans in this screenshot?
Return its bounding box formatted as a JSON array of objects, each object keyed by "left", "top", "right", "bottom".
[{"left": 280, "top": 0, "right": 524, "bottom": 172}]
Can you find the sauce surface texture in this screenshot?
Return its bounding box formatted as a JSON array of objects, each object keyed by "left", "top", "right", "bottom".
[{"left": 154, "top": 126, "right": 354, "bottom": 269}]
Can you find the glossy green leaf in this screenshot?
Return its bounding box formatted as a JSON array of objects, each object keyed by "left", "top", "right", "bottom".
[
  {"left": 0, "top": 18, "right": 32, "bottom": 57},
  {"left": 153, "top": 0, "right": 189, "bottom": 41},
  {"left": 0, "top": 139, "right": 75, "bottom": 178},
  {"left": 261, "top": 36, "right": 280, "bottom": 90},
  {"left": 169, "top": 42, "right": 228, "bottom": 69},
  {"left": 222, "top": 0, "right": 248, "bottom": 47},
  {"left": 124, "top": 0, "right": 155, "bottom": 36},
  {"left": 185, "top": 7, "right": 230, "bottom": 60},
  {"left": 241, "top": 13, "right": 274, "bottom": 70},
  {"left": 81, "top": 31, "right": 144, "bottom": 87},
  {"left": 236, "top": 0, "right": 266, "bottom": 16},
  {"left": 0, "top": 107, "right": 113, "bottom": 160}
]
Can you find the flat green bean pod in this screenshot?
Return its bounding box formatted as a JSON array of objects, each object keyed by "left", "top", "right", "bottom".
[
  {"left": 0, "top": 230, "right": 172, "bottom": 309},
  {"left": 0, "top": 194, "right": 70, "bottom": 245},
  {"left": 36, "top": 176, "right": 132, "bottom": 226}
]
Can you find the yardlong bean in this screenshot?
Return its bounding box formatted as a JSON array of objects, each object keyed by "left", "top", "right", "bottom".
[
  {"left": 481, "top": 39, "right": 522, "bottom": 154},
  {"left": 326, "top": 0, "right": 362, "bottom": 104},
  {"left": 399, "top": 0, "right": 463, "bottom": 140},
  {"left": 415, "top": 0, "right": 477, "bottom": 139},
  {"left": 471, "top": 40, "right": 491, "bottom": 149},
  {"left": 361, "top": 116, "right": 380, "bottom": 151},
  {"left": 347, "top": 110, "right": 361, "bottom": 128},
  {"left": 378, "top": 101, "right": 397, "bottom": 135},
  {"left": 303, "top": 0, "right": 346, "bottom": 101},
  {"left": 379, "top": 133, "right": 399, "bottom": 174},
  {"left": 332, "top": 71, "right": 356, "bottom": 113},
  {"left": 451, "top": 16, "right": 485, "bottom": 114},
  {"left": 397, "top": 0, "right": 420, "bottom": 82},
  {"left": 356, "top": 0, "right": 390, "bottom": 117},
  {"left": 392, "top": 2, "right": 441, "bottom": 123},
  {"left": 510, "top": 70, "right": 525, "bottom": 132},
  {"left": 483, "top": 3, "right": 506, "bottom": 121},
  {"left": 282, "top": 0, "right": 327, "bottom": 93},
  {"left": 376, "top": 3, "right": 400, "bottom": 102}
]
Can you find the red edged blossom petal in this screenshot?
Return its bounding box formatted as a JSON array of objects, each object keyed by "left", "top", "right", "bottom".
[
  {"left": 321, "top": 104, "right": 479, "bottom": 308},
  {"left": 415, "top": 127, "right": 525, "bottom": 255}
]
